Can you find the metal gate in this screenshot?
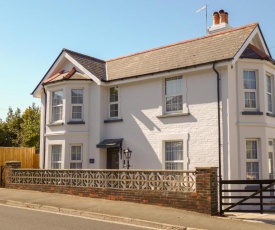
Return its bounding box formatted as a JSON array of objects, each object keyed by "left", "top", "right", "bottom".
[{"left": 220, "top": 179, "right": 275, "bottom": 214}]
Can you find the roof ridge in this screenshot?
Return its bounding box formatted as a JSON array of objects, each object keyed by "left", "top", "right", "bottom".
[
  {"left": 43, "top": 70, "right": 65, "bottom": 84},
  {"left": 63, "top": 48, "right": 106, "bottom": 63},
  {"left": 106, "top": 22, "right": 258, "bottom": 62}
]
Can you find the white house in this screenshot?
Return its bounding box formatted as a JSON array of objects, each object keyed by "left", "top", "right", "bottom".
[{"left": 32, "top": 10, "right": 275, "bottom": 181}]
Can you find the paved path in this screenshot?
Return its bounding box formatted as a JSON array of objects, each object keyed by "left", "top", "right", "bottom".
[{"left": 0, "top": 188, "right": 275, "bottom": 230}]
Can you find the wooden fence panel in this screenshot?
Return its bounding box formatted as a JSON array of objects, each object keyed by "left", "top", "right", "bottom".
[{"left": 0, "top": 147, "right": 39, "bottom": 168}]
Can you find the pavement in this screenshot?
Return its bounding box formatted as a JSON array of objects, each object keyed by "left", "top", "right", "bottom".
[{"left": 0, "top": 188, "right": 275, "bottom": 230}]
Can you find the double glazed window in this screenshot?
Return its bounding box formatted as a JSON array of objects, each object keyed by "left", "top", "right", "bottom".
[
  {"left": 246, "top": 140, "right": 259, "bottom": 180},
  {"left": 165, "top": 141, "right": 183, "bottom": 170},
  {"left": 165, "top": 76, "right": 183, "bottom": 113},
  {"left": 51, "top": 145, "right": 62, "bottom": 169},
  {"left": 51, "top": 91, "right": 63, "bottom": 122},
  {"left": 70, "top": 145, "right": 82, "bottom": 169},
  {"left": 109, "top": 87, "right": 119, "bottom": 118},
  {"left": 71, "top": 89, "right": 83, "bottom": 120},
  {"left": 243, "top": 71, "right": 257, "bottom": 109},
  {"left": 266, "top": 75, "right": 273, "bottom": 113}
]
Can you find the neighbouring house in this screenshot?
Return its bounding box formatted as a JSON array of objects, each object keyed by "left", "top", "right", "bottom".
[{"left": 32, "top": 10, "right": 275, "bottom": 181}]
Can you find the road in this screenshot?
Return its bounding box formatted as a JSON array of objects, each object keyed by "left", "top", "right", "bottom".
[{"left": 0, "top": 204, "right": 157, "bottom": 230}]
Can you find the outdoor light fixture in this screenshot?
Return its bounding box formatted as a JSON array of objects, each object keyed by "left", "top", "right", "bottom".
[{"left": 123, "top": 148, "right": 132, "bottom": 169}]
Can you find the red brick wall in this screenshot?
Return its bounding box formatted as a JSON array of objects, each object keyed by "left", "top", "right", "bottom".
[{"left": 5, "top": 165, "right": 218, "bottom": 215}]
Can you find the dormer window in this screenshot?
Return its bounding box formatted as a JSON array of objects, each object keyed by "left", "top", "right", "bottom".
[{"left": 51, "top": 91, "right": 63, "bottom": 122}]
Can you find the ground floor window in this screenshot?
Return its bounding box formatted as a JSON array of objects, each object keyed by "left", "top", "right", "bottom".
[
  {"left": 70, "top": 145, "right": 82, "bottom": 169},
  {"left": 165, "top": 141, "right": 183, "bottom": 170},
  {"left": 51, "top": 145, "right": 62, "bottom": 169},
  {"left": 246, "top": 139, "right": 259, "bottom": 180}
]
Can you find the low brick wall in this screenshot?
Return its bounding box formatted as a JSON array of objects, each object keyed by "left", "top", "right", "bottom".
[{"left": 5, "top": 163, "right": 218, "bottom": 215}]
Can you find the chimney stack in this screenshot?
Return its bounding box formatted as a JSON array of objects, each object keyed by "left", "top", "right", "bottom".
[{"left": 208, "top": 9, "right": 232, "bottom": 34}]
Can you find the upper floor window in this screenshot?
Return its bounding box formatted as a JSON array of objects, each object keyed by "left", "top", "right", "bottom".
[
  {"left": 70, "top": 144, "right": 82, "bottom": 169},
  {"left": 165, "top": 76, "right": 183, "bottom": 113},
  {"left": 266, "top": 75, "right": 273, "bottom": 113},
  {"left": 52, "top": 91, "right": 63, "bottom": 122},
  {"left": 51, "top": 145, "right": 62, "bottom": 169},
  {"left": 109, "top": 87, "right": 119, "bottom": 118},
  {"left": 243, "top": 71, "right": 257, "bottom": 110},
  {"left": 246, "top": 139, "right": 259, "bottom": 180},
  {"left": 71, "top": 89, "right": 83, "bottom": 120},
  {"left": 165, "top": 141, "right": 183, "bottom": 170}
]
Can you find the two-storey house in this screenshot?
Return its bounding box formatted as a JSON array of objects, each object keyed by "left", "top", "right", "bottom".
[{"left": 32, "top": 10, "right": 275, "bottom": 181}]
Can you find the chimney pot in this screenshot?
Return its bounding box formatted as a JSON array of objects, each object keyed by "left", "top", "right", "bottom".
[
  {"left": 219, "top": 9, "right": 226, "bottom": 23},
  {"left": 212, "top": 12, "right": 220, "bottom": 25},
  {"left": 225, "top": 12, "right": 229, "bottom": 24}
]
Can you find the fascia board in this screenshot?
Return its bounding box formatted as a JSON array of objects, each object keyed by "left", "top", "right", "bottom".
[
  {"left": 32, "top": 51, "right": 66, "bottom": 98},
  {"left": 232, "top": 26, "right": 269, "bottom": 65},
  {"left": 64, "top": 53, "right": 102, "bottom": 85}
]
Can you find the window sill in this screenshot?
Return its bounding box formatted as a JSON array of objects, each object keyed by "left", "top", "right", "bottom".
[
  {"left": 156, "top": 112, "right": 190, "bottom": 118},
  {"left": 104, "top": 119, "right": 123, "bottom": 123},
  {"left": 47, "top": 122, "right": 64, "bottom": 126},
  {"left": 266, "top": 113, "right": 275, "bottom": 117},
  {"left": 67, "top": 121, "right": 85, "bottom": 125},
  {"left": 242, "top": 111, "right": 263, "bottom": 115}
]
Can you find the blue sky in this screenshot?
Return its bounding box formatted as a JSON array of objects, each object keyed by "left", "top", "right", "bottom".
[{"left": 0, "top": 0, "right": 275, "bottom": 120}]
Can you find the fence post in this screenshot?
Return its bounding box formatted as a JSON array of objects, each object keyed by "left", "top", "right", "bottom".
[
  {"left": 5, "top": 161, "right": 21, "bottom": 188},
  {"left": 196, "top": 167, "right": 218, "bottom": 215}
]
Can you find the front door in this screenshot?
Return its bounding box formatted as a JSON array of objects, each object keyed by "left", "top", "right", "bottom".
[{"left": 107, "top": 148, "right": 119, "bottom": 169}]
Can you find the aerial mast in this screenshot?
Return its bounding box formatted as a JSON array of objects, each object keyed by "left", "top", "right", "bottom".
[{"left": 196, "top": 5, "right": 208, "bottom": 34}]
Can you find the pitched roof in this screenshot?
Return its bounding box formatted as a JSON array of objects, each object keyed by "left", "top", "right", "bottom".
[
  {"left": 106, "top": 23, "right": 259, "bottom": 80},
  {"left": 64, "top": 49, "right": 106, "bottom": 81}
]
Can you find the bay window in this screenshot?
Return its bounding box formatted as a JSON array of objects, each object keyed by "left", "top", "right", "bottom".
[
  {"left": 51, "top": 145, "right": 62, "bottom": 169},
  {"left": 243, "top": 71, "right": 257, "bottom": 110},
  {"left": 51, "top": 91, "right": 63, "bottom": 122},
  {"left": 71, "top": 89, "right": 83, "bottom": 120},
  {"left": 246, "top": 139, "right": 259, "bottom": 180}
]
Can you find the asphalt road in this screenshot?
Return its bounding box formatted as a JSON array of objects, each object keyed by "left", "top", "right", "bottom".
[{"left": 0, "top": 204, "right": 157, "bottom": 230}]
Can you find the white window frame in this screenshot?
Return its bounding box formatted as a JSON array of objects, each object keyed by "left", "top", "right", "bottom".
[
  {"left": 51, "top": 145, "right": 62, "bottom": 169},
  {"left": 109, "top": 86, "right": 119, "bottom": 118},
  {"left": 51, "top": 90, "right": 63, "bottom": 122},
  {"left": 159, "top": 133, "right": 189, "bottom": 170},
  {"left": 266, "top": 74, "right": 273, "bottom": 113},
  {"left": 164, "top": 141, "right": 184, "bottom": 170},
  {"left": 245, "top": 139, "right": 259, "bottom": 180},
  {"left": 243, "top": 70, "right": 258, "bottom": 110},
  {"left": 71, "top": 89, "right": 83, "bottom": 121},
  {"left": 70, "top": 144, "right": 82, "bottom": 169},
  {"left": 165, "top": 76, "right": 183, "bottom": 113}
]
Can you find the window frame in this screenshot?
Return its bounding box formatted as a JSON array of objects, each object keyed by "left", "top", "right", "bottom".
[
  {"left": 51, "top": 90, "right": 63, "bottom": 122},
  {"left": 165, "top": 76, "right": 183, "bottom": 113},
  {"left": 51, "top": 145, "right": 62, "bottom": 169},
  {"left": 245, "top": 139, "right": 259, "bottom": 180},
  {"left": 70, "top": 144, "right": 83, "bottom": 169},
  {"left": 243, "top": 70, "right": 258, "bottom": 110},
  {"left": 266, "top": 74, "right": 273, "bottom": 113},
  {"left": 160, "top": 133, "right": 189, "bottom": 170},
  {"left": 164, "top": 141, "right": 184, "bottom": 170},
  {"left": 71, "top": 89, "right": 84, "bottom": 121},
  {"left": 109, "top": 86, "right": 119, "bottom": 119}
]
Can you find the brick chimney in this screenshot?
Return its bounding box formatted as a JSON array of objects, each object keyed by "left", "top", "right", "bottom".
[{"left": 208, "top": 9, "right": 232, "bottom": 34}]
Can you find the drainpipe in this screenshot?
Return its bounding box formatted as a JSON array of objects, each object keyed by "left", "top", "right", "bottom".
[
  {"left": 212, "top": 63, "right": 222, "bottom": 215},
  {"left": 42, "top": 86, "right": 47, "bottom": 169}
]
